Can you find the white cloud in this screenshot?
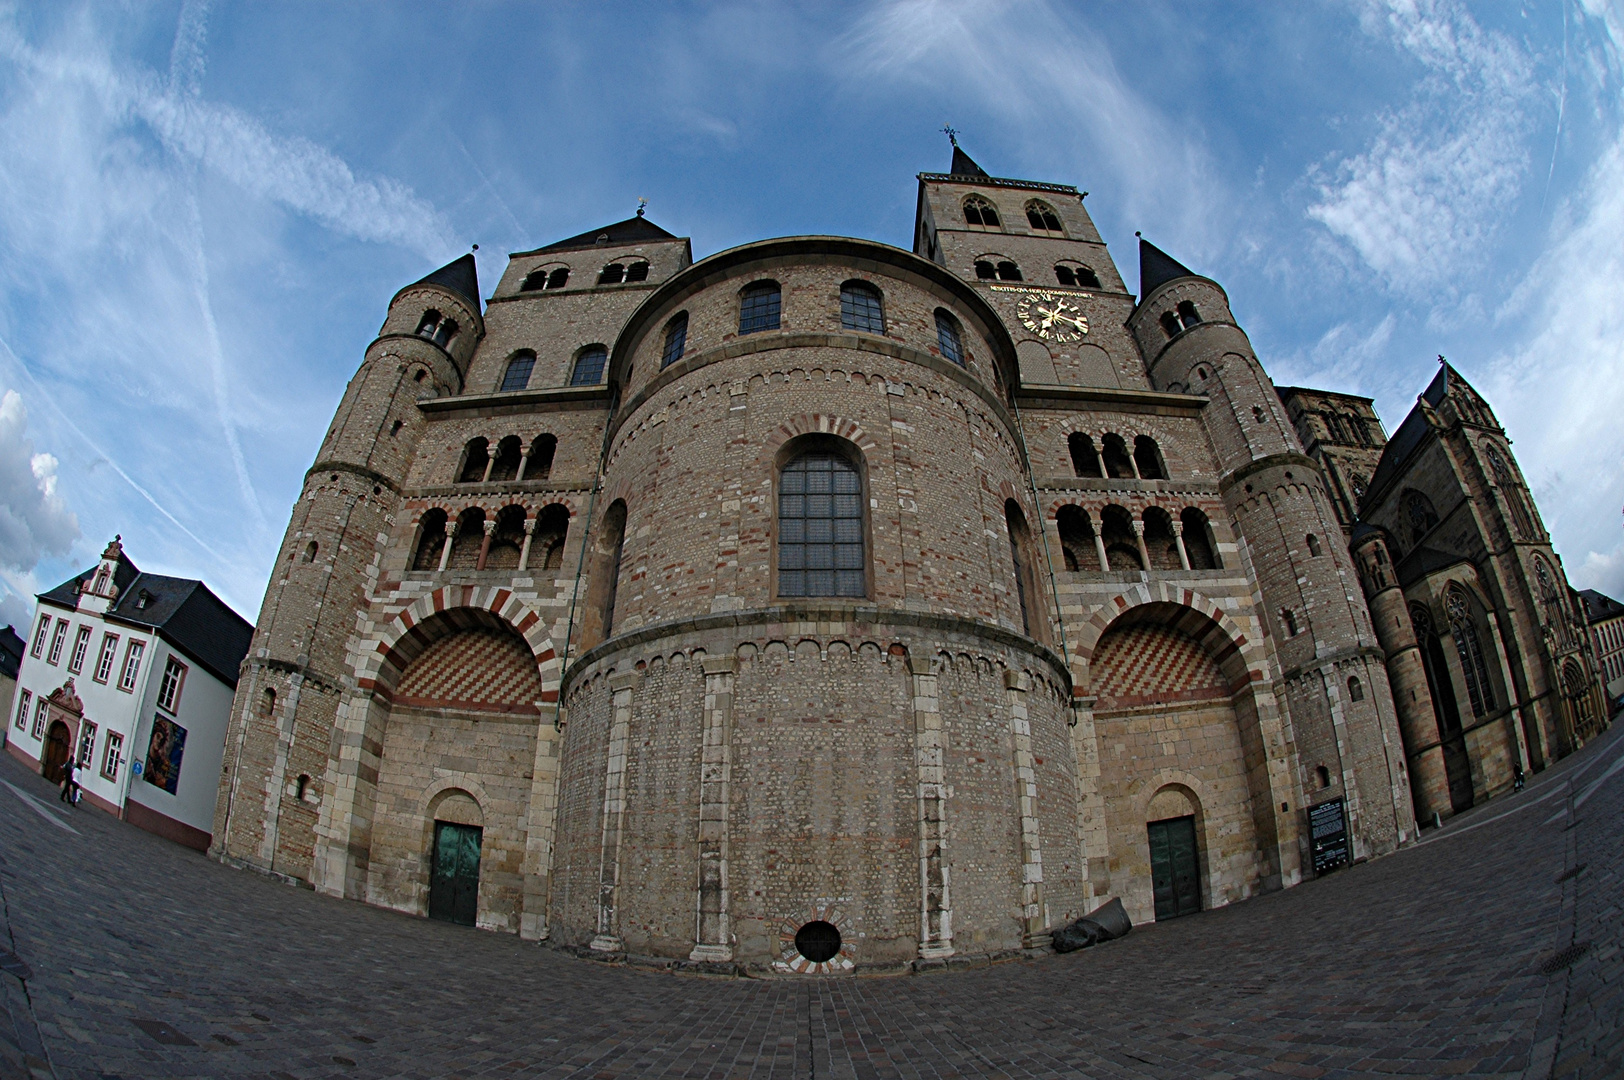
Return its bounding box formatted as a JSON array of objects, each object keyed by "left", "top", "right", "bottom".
[
  {"left": 0, "top": 389, "right": 78, "bottom": 575},
  {"left": 1307, "top": 0, "right": 1536, "bottom": 294}
]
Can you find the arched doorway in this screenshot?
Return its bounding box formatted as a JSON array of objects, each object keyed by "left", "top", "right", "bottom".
[
  {"left": 427, "top": 789, "right": 484, "bottom": 927},
  {"left": 42, "top": 720, "right": 72, "bottom": 784}
]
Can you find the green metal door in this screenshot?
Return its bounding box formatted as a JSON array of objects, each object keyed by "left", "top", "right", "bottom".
[
  {"left": 1148, "top": 815, "right": 1201, "bottom": 921},
  {"left": 429, "top": 822, "right": 482, "bottom": 926}
]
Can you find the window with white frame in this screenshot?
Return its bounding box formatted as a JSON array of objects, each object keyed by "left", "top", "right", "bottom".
[
  {"left": 93, "top": 634, "right": 118, "bottom": 683},
  {"left": 31, "top": 699, "right": 48, "bottom": 739},
  {"left": 119, "top": 640, "right": 145, "bottom": 692},
  {"left": 47, "top": 620, "right": 68, "bottom": 665},
  {"left": 68, "top": 626, "right": 91, "bottom": 674},
  {"left": 77, "top": 720, "right": 97, "bottom": 767},
  {"left": 30, "top": 615, "right": 49, "bottom": 657},
  {"left": 157, "top": 657, "right": 187, "bottom": 714},
  {"left": 101, "top": 731, "right": 123, "bottom": 781},
  {"left": 13, "top": 689, "right": 30, "bottom": 730}
]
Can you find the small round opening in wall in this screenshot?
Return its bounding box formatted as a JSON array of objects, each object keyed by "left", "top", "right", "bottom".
[{"left": 794, "top": 920, "right": 842, "bottom": 964}]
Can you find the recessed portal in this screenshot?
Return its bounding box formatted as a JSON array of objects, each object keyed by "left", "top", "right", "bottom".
[
  {"left": 1147, "top": 815, "right": 1202, "bottom": 921},
  {"left": 429, "top": 821, "right": 482, "bottom": 927},
  {"left": 794, "top": 920, "right": 842, "bottom": 963}
]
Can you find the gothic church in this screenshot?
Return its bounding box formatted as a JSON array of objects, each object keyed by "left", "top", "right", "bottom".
[{"left": 211, "top": 147, "right": 1607, "bottom": 971}]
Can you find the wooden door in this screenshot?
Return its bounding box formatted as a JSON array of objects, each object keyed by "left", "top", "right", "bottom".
[
  {"left": 42, "top": 721, "right": 71, "bottom": 784},
  {"left": 1148, "top": 815, "right": 1202, "bottom": 921},
  {"left": 428, "top": 822, "right": 482, "bottom": 926}
]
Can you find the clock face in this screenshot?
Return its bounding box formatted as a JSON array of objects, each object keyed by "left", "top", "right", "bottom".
[{"left": 1016, "top": 291, "right": 1089, "bottom": 343}]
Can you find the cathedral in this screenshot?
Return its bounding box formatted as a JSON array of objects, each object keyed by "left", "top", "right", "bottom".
[{"left": 210, "top": 147, "right": 1608, "bottom": 971}]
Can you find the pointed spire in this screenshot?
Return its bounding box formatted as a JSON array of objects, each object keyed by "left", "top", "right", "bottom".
[
  {"left": 1137, "top": 237, "right": 1196, "bottom": 298},
  {"left": 950, "top": 145, "right": 989, "bottom": 178},
  {"left": 411, "top": 253, "right": 481, "bottom": 313}
]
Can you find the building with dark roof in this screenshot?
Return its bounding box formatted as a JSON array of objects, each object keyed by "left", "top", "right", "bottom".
[
  {"left": 1579, "top": 588, "right": 1624, "bottom": 702},
  {"left": 8, "top": 537, "right": 252, "bottom": 850}
]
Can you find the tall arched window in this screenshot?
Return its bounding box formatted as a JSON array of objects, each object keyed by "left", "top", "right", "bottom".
[
  {"left": 570, "top": 345, "right": 608, "bottom": 386},
  {"left": 1056, "top": 506, "right": 1100, "bottom": 571},
  {"left": 995, "top": 261, "right": 1022, "bottom": 282},
  {"left": 526, "top": 434, "right": 557, "bottom": 481},
  {"left": 1446, "top": 587, "right": 1495, "bottom": 718},
  {"left": 963, "top": 196, "right": 1000, "bottom": 228},
  {"left": 432, "top": 318, "right": 458, "bottom": 348},
  {"left": 500, "top": 351, "right": 535, "bottom": 392},
  {"left": 934, "top": 310, "right": 964, "bottom": 366},
  {"left": 1101, "top": 434, "right": 1134, "bottom": 478},
  {"left": 1068, "top": 433, "right": 1102, "bottom": 477},
  {"left": 1025, "top": 200, "right": 1064, "bottom": 233},
  {"left": 457, "top": 437, "right": 490, "bottom": 483},
  {"left": 1160, "top": 311, "right": 1181, "bottom": 338},
  {"left": 1180, "top": 507, "right": 1220, "bottom": 569},
  {"left": 840, "top": 281, "right": 885, "bottom": 333},
  {"left": 1485, "top": 443, "right": 1536, "bottom": 539},
  {"left": 1005, "top": 500, "right": 1044, "bottom": 638},
  {"left": 739, "top": 281, "right": 781, "bottom": 334},
  {"left": 1133, "top": 435, "right": 1166, "bottom": 479},
  {"left": 661, "top": 312, "right": 689, "bottom": 368},
  {"left": 1347, "top": 675, "right": 1365, "bottom": 702},
  {"left": 624, "top": 261, "right": 649, "bottom": 283},
  {"left": 1176, "top": 301, "right": 1201, "bottom": 329},
  {"left": 416, "top": 309, "right": 441, "bottom": 338},
  {"left": 778, "top": 447, "right": 864, "bottom": 598},
  {"left": 546, "top": 267, "right": 570, "bottom": 289}
]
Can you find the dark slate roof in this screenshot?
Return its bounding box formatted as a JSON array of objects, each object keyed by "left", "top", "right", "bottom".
[
  {"left": 1138, "top": 238, "right": 1196, "bottom": 299},
  {"left": 1580, "top": 589, "right": 1624, "bottom": 625},
  {"left": 525, "top": 216, "right": 679, "bottom": 256},
  {"left": 1396, "top": 544, "right": 1469, "bottom": 581},
  {"left": 1361, "top": 362, "right": 1460, "bottom": 506},
  {"left": 0, "top": 626, "right": 23, "bottom": 681},
  {"left": 39, "top": 553, "right": 141, "bottom": 611},
  {"left": 410, "top": 254, "right": 481, "bottom": 313},
  {"left": 950, "top": 146, "right": 989, "bottom": 178}
]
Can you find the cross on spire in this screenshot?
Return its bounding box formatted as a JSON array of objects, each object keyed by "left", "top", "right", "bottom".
[{"left": 941, "top": 123, "right": 959, "bottom": 148}]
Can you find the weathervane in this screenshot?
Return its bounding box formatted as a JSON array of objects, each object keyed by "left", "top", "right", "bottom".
[
  {"left": 636, "top": 197, "right": 647, "bottom": 218},
  {"left": 942, "top": 124, "right": 959, "bottom": 148}
]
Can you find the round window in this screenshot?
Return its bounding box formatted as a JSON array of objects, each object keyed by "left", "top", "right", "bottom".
[{"left": 794, "top": 920, "right": 842, "bottom": 964}]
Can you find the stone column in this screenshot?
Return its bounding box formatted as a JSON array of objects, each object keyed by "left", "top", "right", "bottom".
[
  {"left": 1132, "top": 521, "right": 1151, "bottom": 572},
  {"left": 1093, "top": 528, "right": 1110, "bottom": 572},
  {"left": 476, "top": 519, "right": 495, "bottom": 571},
  {"left": 1171, "top": 521, "right": 1191, "bottom": 570},
  {"left": 480, "top": 443, "right": 497, "bottom": 483},
  {"left": 910, "top": 655, "right": 953, "bottom": 959},
  {"left": 690, "top": 656, "right": 737, "bottom": 962},
  {"left": 591, "top": 670, "right": 639, "bottom": 952},
  {"left": 437, "top": 522, "right": 458, "bottom": 572},
  {"left": 1004, "top": 669, "right": 1049, "bottom": 949},
  {"left": 516, "top": 444, "right": 532, "bottom": 483},
  {"left": 519, "top": 516, "right": 536, "bottom": 571}
]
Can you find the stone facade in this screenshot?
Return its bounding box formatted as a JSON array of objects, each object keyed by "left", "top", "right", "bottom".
[{"left": 211, "top": 148, "right": 1607, "bottom": 969}]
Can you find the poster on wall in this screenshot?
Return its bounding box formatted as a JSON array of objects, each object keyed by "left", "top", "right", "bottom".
[{"left": 143, "top": 715, "right": 187, "bottom": 795}]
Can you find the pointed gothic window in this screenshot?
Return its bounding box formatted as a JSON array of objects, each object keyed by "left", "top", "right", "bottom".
[
  {"left": 570, "top": 345, "right": 608, "bottom": 386},
  {"left": 661, "top": 312, "right": 689, "bottom": 368},
  {"left": 739, "top": 281, "right": 781, "bottom": 334},
  {"left": 1025, "top": 201, "right": 1064, "bottom": 233},
  {"left": 778, "top": 447, "right": 865, "bottom": 598},
  {"left": 500, "top": 351, "right": 536, "bottom": 392},
  {"left": 934, "top": 310, "right": 964, "bottom": 366},
  {"left": 964, "top": 196, "right": 1000, "bottom": 229},
  {"left": 840, "top": 281, "right": 885, "bottom": 334},
  {"left": 1446, "top": 587, "right": 1495, "bottom": 718}
]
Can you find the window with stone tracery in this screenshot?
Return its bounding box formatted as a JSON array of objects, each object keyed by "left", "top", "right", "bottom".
[{"left": 1446, "top": 587, "right": 1495, "bottom": 718}]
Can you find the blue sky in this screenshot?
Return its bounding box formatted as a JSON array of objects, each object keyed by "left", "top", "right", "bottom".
[{"left": 0, "top": 0, "right": 1621, "bottom": 628}]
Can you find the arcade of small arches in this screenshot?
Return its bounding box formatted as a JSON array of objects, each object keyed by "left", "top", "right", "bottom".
[
  {"left": 455, "top": 434, "right": 557, "bottom": 484},
  {"left": 413, "top": 309, "right": 461, "bottom": 349},
  {"left": 1054, "top": 503, "right": 1221, "bottom": 573},
  {"left": 971, "top": 256, "right": 1104, "bottom": 291},
  {"left": 517, "top": 258, "right": 652, "bottom": 293},
  {"left": 1067, "top": 431, "right": 1167, "bottom": 480},
  {"left": 410, "top": 503, "right": 572, "bottom": 574}
]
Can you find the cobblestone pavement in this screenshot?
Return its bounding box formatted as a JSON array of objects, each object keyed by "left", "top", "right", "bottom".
[{"left": 0, "top": 722, "right": 1618, "bottom": 1080}]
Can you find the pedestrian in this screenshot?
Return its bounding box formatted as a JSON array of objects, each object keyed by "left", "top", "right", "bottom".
[{"left": 60, "top": 754, "right": 78, "bottom": 806}]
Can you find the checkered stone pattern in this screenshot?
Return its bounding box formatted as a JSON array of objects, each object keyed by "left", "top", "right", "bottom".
[
  {"left": 1092, "top": 622, "right": 1226, "bottom": 709},
  {"left": 394, "top": 628, "right": 544, "bottom": 713}
]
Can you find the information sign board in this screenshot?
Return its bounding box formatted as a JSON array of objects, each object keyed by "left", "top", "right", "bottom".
[{"left": 1308, "top": 797, "right": 1349, "bottom": 876}]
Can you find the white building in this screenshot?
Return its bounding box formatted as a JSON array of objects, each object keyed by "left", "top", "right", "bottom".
[
  {"left": 7, "top": 537, "right": 252, "bottom": 850},
  {"left": 1581, "top": 589, "right": 1624, "bottom": 706}
]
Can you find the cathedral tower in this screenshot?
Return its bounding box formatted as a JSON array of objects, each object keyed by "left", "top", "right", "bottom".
[
  {"left": 1127, "top": 241, "right": 1416, "bottom": 859},
  {"left": 212, "top": 256, "right": 483, "bottom": 878}
]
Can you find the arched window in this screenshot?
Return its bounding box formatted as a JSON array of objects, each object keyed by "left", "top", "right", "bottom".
[
  {"left": 1076, "top": 265, "right": 1102, "bottom": 288},
  {"left": 995, "top": 261, "right": 1022, "bottom": 282},
  {"left": 259, "top": 687, "right": 276, "bottom": 718},
  {"left": 974, "top": 260, "right": 996, "bottom": 280},
  {"left": 1347, "top": 675, "right": 1364, "bottom": 702},
  {"left": 1446, "top": 587, "right": 1495, "bottom": 718},
  {"left": 296, "top": 774, "right": 310, "bottom": 801},
  {"left": 1176, "top": 301, "right": 1201, "bottom": 329},
  {"left": 488, "top": 436, "right": 523, "bottom": 482},
  {"left": 570, "top": 345, "right": 608, "bottom": 386},
  {"left": 432, "top": 318, "right": 458, "bottom": 348},
  {"left": 1402, "top": 489, "right": 1440, "bottom": 546},
  {"left": 582, "top": 501, "right": 627, "bottom": 648},
  {"left": 739, "top": 281, "right": 781, "bottom": 334},
  {"left": 1280, "top": 609, "right": 1299, "bottom": 637},
  {"left": 457, "top": 437, "right": 490, "bottom": 483},
  {"left": 1316, "top": 765, "right": 1331, "bottom": 789},
  {"left": 597, "top": 263, "right": 626, "bottom": 285},
  {"left": 525, "top": 434, "right": 556, "bottom": 481},
  {"left": 412, "top": 509, "right": 449, "bottom": 570},
  {"left": 1143, "top": 507, "right": 1181, "bottom": 570},
  {"left": 1055, "top": 265, "right": 1076, "bottom": 287},
  {"left": 1485, "top": 443, "right": 1536, "bottom": 539},
  {"left": 416, "top": 309, "right": 441, "bottom": 338},
  {"left": 532, "top": 504, "right": 570, "bottom": 572},
  {"left": 1068, "top": 433, "right": 1102, "bottom": 477},
  {"left": 661, "top": 312, "right": 689, "bottom": 368},
  {"left": 546, "top": 267, "right": 570, "bottom": 289},
  {"left": 840, "top": 281, "right": 885, "bottom": 334},
  {"left": 448, "top": 508, "right": 486, "bottom": 570},
  {"left": 1025, "top": 201, "right": 1063, "bottom": 233},
  {"left": 963, "top": 196, "right": 1000, "bottom": 228},
  {"left": 521, "top": 269, "right": 548, "bottom": 291},
  {"left": 303, "top": 541, "right": 318, "bottom": 563},
  {"left": 778, "top": 447, "right": 865, "bottom": 598},
  {"left": 1056, "top": 506, "right": 1100, "bottom": 571},
  {"left": 934, "top": 310, "right": 964, "bottom": 366},
  {"left": 500, "top": 351, "right": 535, "bottom": 392},
  {"left": 1160, "top": 311, "right": 1181, "bottom": 338},
  {"left": 1307, "top": 533, "right": 1322, "bottom": 557},
  {"left": 1133, "top": 435, "right": 1165, "bottom": 480},
  {"left": 1101, "top": 434, "right": 1134, "bottom": 479},
  {"left": 1099, "top": 505, "right": 1140, "bottom": 571},
  {"left": 1180, "top": 508, "right": 1220, "bottom": 569},
  {"left": 624, "top": 261, "right": 649, "bottom": 283},
  {"left": 1055, "top": 263, "right": 1101, "bottom": 288},
  {"left": 1004, "top": 500, "right": 1044, "bottom": 639}
]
